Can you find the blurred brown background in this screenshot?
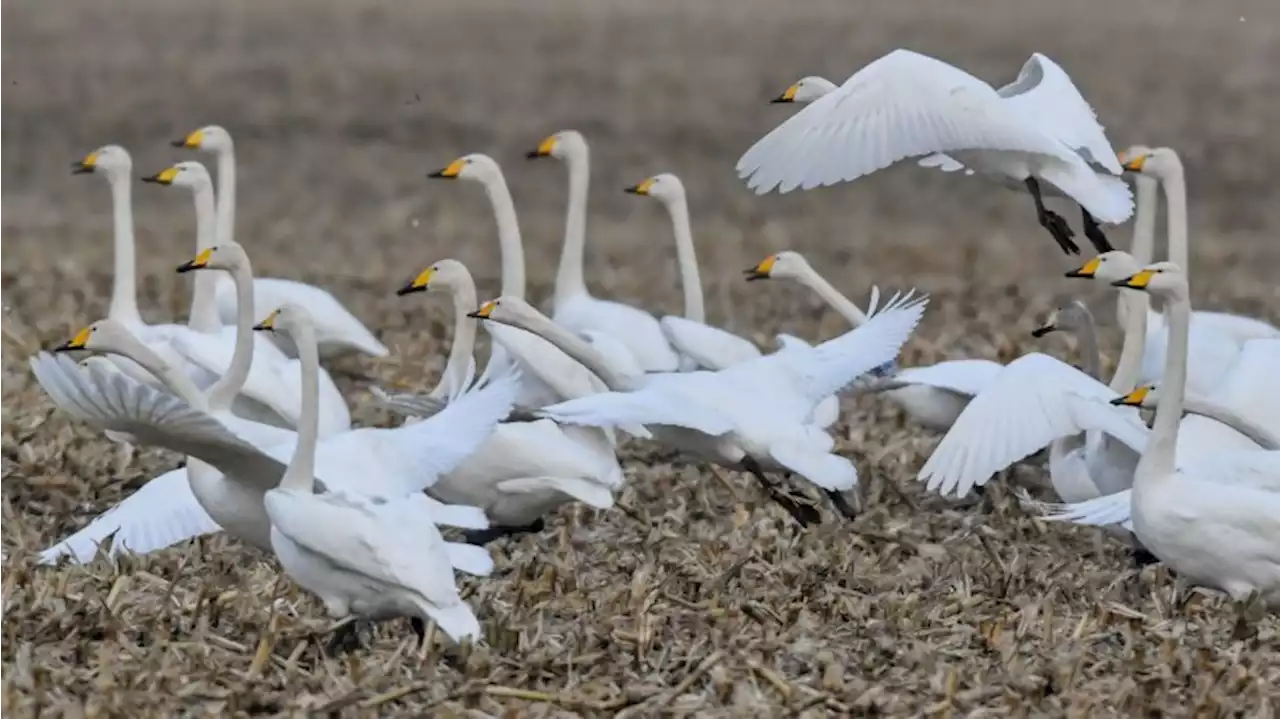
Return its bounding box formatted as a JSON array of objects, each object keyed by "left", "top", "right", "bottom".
[{"left": 4, "top": 0, "right": 1279, "bottom": 715}]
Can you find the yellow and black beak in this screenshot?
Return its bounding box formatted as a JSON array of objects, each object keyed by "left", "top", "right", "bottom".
[
  {"left": 172, "top": 129, "right": 204, "bottom": 149},
  {"left": 526, "top": 136, "right": 557, "bottom": 160},
  {"left": 743, "top": 254, "right": 777, "bottom": 281},
  {"left": 54, "top": 326, "right": 93, "bottom": 353},
  {"left": 1030, "top": 322, "right": 1057, "bottom": 339},
  {"left": 770, "top": 84, "right": 800, "bottom": 104},
  {"left": 141, "top": 166, "right": 180, "bottom": 185},
  {"left": 397, "top": 267, "right": 433, "bottom": 296},
  {"left": 1065, "top": 256, "right": 1101, "bottom": 279},
  {"left": 72, "top": 151, "right": 100, "bottom": 175},
  {"left": 1111, "top": 269, "right": 1155, "bottom": 290},
  {"left": 427, "top": 158, "right": 466, "bottom": 179},
  {"left": 176, "top": 248, "right": 213, "bottom": 273},
  {"left": 253, "top": 310, "right": 280, "bottom": 332},
  {"left": 1118, "top": 152, "right": 1147, "bottom": 173},
  {"left": 467, "top": 300, "right": 498, "bottom": 320},
  {"left": 624, "top": 177, "right": 656, "bottom": 196},
  {"left": 1110, "top": 385, "right": 1151, "bottom": 407}
]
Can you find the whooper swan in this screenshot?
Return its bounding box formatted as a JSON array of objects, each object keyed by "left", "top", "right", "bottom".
[
  {"left": 1052, "top": 265, "right": 1280, "bottom": 607},
  {"left": 33, "top": 248, "right": 515, "bottom": 564},
  {"left": 254, "top": 303, "right": 483, "bottom": 647},
  {"left": 426, "top": 154, "right": 622, "bottom": 420},
  {"left": 740, "top": 50, "right": 1132, "bottom": 255},
  {"left": 470, "top": 291, "right": 929, "bottom": 525},
  {"left": 138, "top": 162, "right": 314, "bottom": 429},
  {"left": 526, "top": 131, "right": 680, "bottom": 372},
  {"left": 171, "top": 125, "right": 387, "bottom": 359},
  {"left": 745, "top": 251, "right": 1002, "bottom": 432}
]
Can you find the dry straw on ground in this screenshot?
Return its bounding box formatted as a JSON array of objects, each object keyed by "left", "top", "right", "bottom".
[{"left": 4, "top": 0, "right": 1280, "bottom": 715}]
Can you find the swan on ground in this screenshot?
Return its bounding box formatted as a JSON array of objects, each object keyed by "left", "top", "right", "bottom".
[
  {"left": 388, "top": 259, "right": 625, "bottom": 544},
  {"left": 740, "top": 50, "right": 1132, "bottom": 255},
  {"left": 470, "top": 291, "right": 929, "bottom": 525},
  {"left": 34, "top": 246, "right": 511, "bottom": 564},
  {"left": 171, "top": 125, "right": 387, "bottom": 359},
  {"left": 425, "top": 154, "right": 625, "bottom": 428},
  {"left": 255, "top": 304, "right": 483, "bottom": 647},
  {"left": 917, "top": 255, "right": 1270, "bottom": 504},
  {"left": 526, "top": 131, "right": 680, "bottom": 372},
  {"left": 744, "top": 250, "right": 1002, "bottom": 431},
  {"left": 141, "top": 165, "right": 350, "bottom": 434},
  {"left": 1045, "top": 264, "right": 1280, "bottom": 607}
]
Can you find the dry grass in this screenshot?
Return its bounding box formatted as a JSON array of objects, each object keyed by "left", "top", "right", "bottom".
[{"left": 4, "top": 0, "right": 1280, "bottom": 715}]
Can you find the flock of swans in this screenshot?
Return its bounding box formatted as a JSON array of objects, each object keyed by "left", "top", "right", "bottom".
[{"left": 24, "top": 48, "right": 1280, "bottom": 651}]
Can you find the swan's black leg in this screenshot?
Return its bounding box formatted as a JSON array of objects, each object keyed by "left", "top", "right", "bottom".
[
  {"left": 325, "top": 619, "right": 366, "bottom": 656},
  {"left": 1080, "top": 208, "right": 1113, "bottom": 253},
  {"left": 462, "top": 518, "right": 545, "bottom": 546},
  {"left": 1025, "top": 177, "right": 1080, "bottom": 255},
  {"left": 742, "top": 459, "right": 820, "bottom": 527},
  {"left": 825, "top": 489, "right": 858, "bottom": 521},
  {"left": 409, "top": 617, "right": 427, "bottom": 646},
  {"left": 1131, "top": 546, "right": 1162, "bottom": 569}
]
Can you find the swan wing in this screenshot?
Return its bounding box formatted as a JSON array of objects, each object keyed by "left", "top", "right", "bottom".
[
  {"left": 891, "top": 358, "right": 1005, "bottom": 397},
  {"left": 555, "top": 297, "right": 680, "bottom": 372},
  {"left": 659, "top": 316, "right": 761, "bottom": 370},
  {"left": 1180, "top": 450, "right": 1280, "bottom": 493},
  {"left": 916, "top": 353, "right": 1149, "bottom": 497},
  {"left": 736, "top": 48, "right": 1078, "bottom": 194},
  {"left": 1039, "top": 490, "right": 1135, "bottom": 529},
  {"left": 38, "top": 467, "right": 220, "bottom": 564},
  {"left": 1036, "top": 163, "right": 1134, "bottom": 224},
  {"left": 369, "top": 386, "right": 447, "bottom": 419},
  {"left": 168, "top": 329, "right": 304, "bottom": 421},
  {"left": 537, "top": 380, "right": 737, "bottom": 437},
  {"left": 496, "top": 475, "right": 617, "bottom": 509},
  {"left": 997, "top": 53, "right": 1123, "bottom": 174},
  {"left": 220, "top": 276, "right": 387, "bottom": 358}
]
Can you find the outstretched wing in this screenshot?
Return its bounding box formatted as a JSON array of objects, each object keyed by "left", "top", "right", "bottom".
[
  {"left": 889, "top": 358, "right": 1005, "bottom": 397},
  {"left": 537, "top": 379, "right": 738, "bottom": 437},
  {"left": 736, "top": 49, "right": 1077, "bottom": 194},
  {"left": 659, "top": 316, "right": 761, "bottom": 371},
  {"left": 369, "top": 385, "right": 447, "bottom": 419}
]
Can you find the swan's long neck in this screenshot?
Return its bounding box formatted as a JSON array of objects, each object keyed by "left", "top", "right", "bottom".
[
  {"left": 502, "top": 312, "right": 635, "bottom": 391},
  {"left": 279, "top": 319, "right": 319, "bottom": 492},
  {"left": 107, "top": 175, "right": 142, "bottom": 326},
  {"left": 116, "top": 338, "right": 207, "bottom": 409},
  {"left": 1140, "top": 292, "right": 1189, "bottom": 480},
  {"left": 187, "top": 185, "right": 222, "bottom": 334},
  {"left": 553, "top": 148, "right": 590, "bottom": 309},
  {"left": 1118, "top": 175, "right": 1159, "bottom": 325},
  {"left": 1108, "top": 289, "right": 1149, "bottom": 393},
  {"left": 1161, "top": 159, "right": 1190, "bottom": 287},
  {"left": 799, "top": 264, "right": 868, "bottom": 327},
  {"left": 485, "top": 176, "right": 526, "bottom": 300},
  {"left": 667, "top": 195, "right": 705, "bottom": 323},
  {"left": 434, "top": 277, "right": 479, "bottom": 400},
  {"left": 215, "top": 147, "right": 236, "bottom": 247},
  {"left": 205, "top": 261, "right": 256, "bottom": 411},
  {"left": 1073, "top": 306, "right": 1102, "bottom": 381},
  {"left": 1180, "top": 396, "right": 1280, "bottom": 451}
]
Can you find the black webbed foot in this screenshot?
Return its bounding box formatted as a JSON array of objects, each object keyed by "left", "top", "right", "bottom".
[
  {"left": 324, "top": 620, "right": 365, "bottom": 656},
  {"left": 1080, "top": 208, "right": 1113, "bottom": 253},
  {"left": 409, "top": 617, "right": 427, "bottom": 646},
  {"left": 1025, "top": 177, "right": 1080, "bottom": 255},
  {"left": 825, "top": 489, "right": 858, "bottom": 520},
  {"left": 743, "top": 460, "right": 820, "bottom": 527}
]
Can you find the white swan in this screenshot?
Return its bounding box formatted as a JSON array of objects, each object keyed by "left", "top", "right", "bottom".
[
  {"left": 1049, "top": 265, "right": 1280, "bottom": 607},
  {"left": 739, "top": 50, "right": 1132, "bottom": 255},
  {"left": 255, "top": 303, "right": 482, "bottom": 646},
  {"left": 917, "top": 255, "right": 1270, "bottom": 501},
  {"left": 425, "top": 154, "right": 622, "bottom": 421},
  {"left": 389, "top": 260, "right": 624, "bottom": 542},
  {"left": 744, "top": 251, "right": 1002, "bottom": 431},
  {"left": 140, "top": 164, "right": 349, "bottom": 433},
  {"left": 471, "top": 291, "right": 929, "bottom": 525},
  {"left": 171, "top": 125, "right": 387, "bottom": 359},
  {"left": 526, "top": 131, "right": 680, "bottom": 372}
]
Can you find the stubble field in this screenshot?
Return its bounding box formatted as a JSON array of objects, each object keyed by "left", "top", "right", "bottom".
[{"left": 3, "top": 0, "right": 1280, "bottom": 715}]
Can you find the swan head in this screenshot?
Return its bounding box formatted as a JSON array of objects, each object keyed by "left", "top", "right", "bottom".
[
  {"left": 398, "top": 258, "right": 469, "bottom": 296},
  {"left": 1064, "top": 251, "right": 1139, "bottom": 283},
  {"left": 1117, "top": 146, "right": 1179, "bottom": 177},
  {"left": 175, "top": 242, "right": 249, "bottom": 274},
  {"left": 52, "top": 318, "right": 149, "bottom": 358},
  {"left": 466, "top": 295, "right": 537, "bottom": 327},
  {"left": 743, "top": 250, "right": 808, "bottom": 281},
  {"left": 72, "top": 145, "right": 131, "bottom": 177},
  {"left": 253, "top": 302, "right": 313, "bottom": 337},
  {"left": 1109, "top": 385, "right": 1153, "bottom": 407},
  {"left": 427, "top": 153, "right": 502, "bottom": 184},
  {"left": 771, "top": 76, "right": 838, "bottom": 104},
  {"left": 140, "top": 161, "right": 213, "bottom": 191},
  {"left": 525, "top": 130, "right": 586, "bottom": 161},
  {"left": 171, "top": 125, "right": 232, "bottom": 153},
  {"left": 1110, "top": 262, "right": 1187, "bottom": 298},
  {"left": 623, "top": 173, "right": 685, "bottom": 202},
  {"left": 1031, "top": 300, "right": 1092, "bottom": 338}
]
